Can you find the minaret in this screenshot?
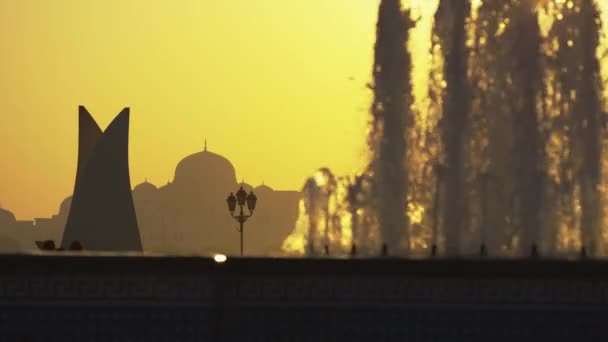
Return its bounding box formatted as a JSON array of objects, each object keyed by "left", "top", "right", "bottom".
[{"left": 204, "top": 139, "right": 207, "bottom": 152}]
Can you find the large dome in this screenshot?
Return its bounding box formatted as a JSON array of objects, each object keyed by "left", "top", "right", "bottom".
[
  {"left": 174, "top": 149, "right": 237, "bottom": 189},
  {"left": 0, "top": 208, "right": 16, "bottom": 225}
]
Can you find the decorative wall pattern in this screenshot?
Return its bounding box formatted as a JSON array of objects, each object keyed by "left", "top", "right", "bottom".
[{"left": 0, "top": 255, "right": 607, "bottom": 341}]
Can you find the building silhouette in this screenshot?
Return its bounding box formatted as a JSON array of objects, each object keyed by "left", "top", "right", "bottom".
[
  {"left": 62, "top": 106, "right": 142, "bottom": 251},
  {"left": 0, "top": 198, "right": 70, "bottom": 252},
  {"left": 0, "top": 110, "right": 299, "bottom": 255},
  {"left": 133, "top": 144, "right": 300, "bottom": 255},
  {"left": 0, "top": 207, "right": 22, "bottom": 251}
]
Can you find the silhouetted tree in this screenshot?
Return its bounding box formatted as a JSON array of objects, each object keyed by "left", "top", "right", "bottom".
[{"left": 368, "top": 0, "right": 415, "bottom": 255}]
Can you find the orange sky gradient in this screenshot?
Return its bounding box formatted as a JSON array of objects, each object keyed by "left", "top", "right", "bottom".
[{"left": 0, "top": 0, "right": 439, "bottom": 220}]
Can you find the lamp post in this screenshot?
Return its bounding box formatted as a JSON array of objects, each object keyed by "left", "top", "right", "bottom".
[{"left": 226, "top": 187, "right": 257, "bottom": 256}]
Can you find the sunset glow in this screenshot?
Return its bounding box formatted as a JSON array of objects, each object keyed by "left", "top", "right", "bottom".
[
  {"left": 1, "top": 0, "right": 607, "bottom": 227},
  {"left": 0, "top": 0, "right": 379, "bottom": 219}
]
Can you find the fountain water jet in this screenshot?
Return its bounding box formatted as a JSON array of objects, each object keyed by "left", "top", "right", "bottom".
[{"left": 282, "top": 0, "right": 608, "bottom": 259}]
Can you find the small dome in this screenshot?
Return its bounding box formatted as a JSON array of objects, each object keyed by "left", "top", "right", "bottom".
[
  {"left": 240, "top": 183, "right": 254, "bottom": 192},
  {"left": 134, "top": 180, "right": 158, "bottom": 193},
  {"left": 174, "top": 149, "right": 237, "bottom": 189},
  {"left": 0, "top": 208, "right": 16, "bottom": 225},
  {"left": 255, "top": 184, "right": 274, "bottom": 193},
  {"left": 59, "top": 196, "right": 72, "bottom": 216}
]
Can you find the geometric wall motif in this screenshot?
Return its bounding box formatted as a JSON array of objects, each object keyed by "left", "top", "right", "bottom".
[{"left": 1, "top": 255, "right": 608, "bottom": 340}]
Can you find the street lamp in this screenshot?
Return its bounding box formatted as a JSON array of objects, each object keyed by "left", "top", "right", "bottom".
[{"left": 226, "top": 187, "right": 257, "bottom": 256}]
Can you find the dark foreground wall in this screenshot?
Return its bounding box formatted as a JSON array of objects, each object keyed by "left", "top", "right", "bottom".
[{"left": 1, "top": 254, "right": 608, "bottom": 341}]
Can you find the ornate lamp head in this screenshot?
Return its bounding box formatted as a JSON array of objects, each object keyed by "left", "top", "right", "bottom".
[
  {"left": 246, "top": 191, "right": 257, "bottom": 212},
  {"left": 236, "top": 187, "right": 247, "bottom": 207},
  {"left": 227, "top": 192, "right": 237, "bottom": 212}
]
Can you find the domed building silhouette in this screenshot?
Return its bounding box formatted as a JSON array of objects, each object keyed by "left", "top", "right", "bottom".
[
  {"left": 0, "top": 133, "right": 299, "bottom": 255},
  {"left": 133, "top": 143, "right": 300, "bottom": 255}
]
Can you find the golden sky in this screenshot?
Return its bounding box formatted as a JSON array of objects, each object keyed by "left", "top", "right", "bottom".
[{"left": 0, "top": 0, "right": 437, "bottom": 220}]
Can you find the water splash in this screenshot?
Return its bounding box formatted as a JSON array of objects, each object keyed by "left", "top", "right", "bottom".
[{"left": 281, "top": 169, "right": 358, "bottom": 256}]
